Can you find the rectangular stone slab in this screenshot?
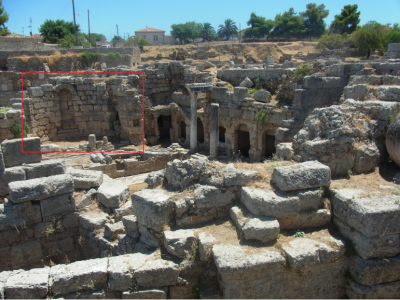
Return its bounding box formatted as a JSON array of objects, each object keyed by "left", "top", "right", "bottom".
[
  {"left": 5, "top": 267, "right": 49, "bottom": 299},
  {"left": 1, "top": 137, "right": 41, "bottom": 168},
  {"left": 271, "top": 161, "right": 331, "bottom": 191},
  {"left": 8, "top": 174, "right": 74, "bottom": 203},
  {"left": 25, "top": 159, "right": 65, "bottom": 179},
  {"left": 49, "top": 257, "right": 108, "bottom": 295}
]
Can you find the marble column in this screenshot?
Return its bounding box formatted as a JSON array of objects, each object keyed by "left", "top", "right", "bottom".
[
  {"left": 209, "top": 103, "right": 219, "bottom": 158},
  {"left": 190, "top": 91, "right": 198, "bottom": 150}
]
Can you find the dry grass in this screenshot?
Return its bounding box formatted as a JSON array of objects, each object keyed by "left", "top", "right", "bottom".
[{"left": 16, "top": 55, "right": 30, "bottom": 64}]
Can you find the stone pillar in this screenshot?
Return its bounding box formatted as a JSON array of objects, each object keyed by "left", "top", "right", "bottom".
[
  {"left": 190, "top": 92, "right": 198, "bottom": 150},
  {"left": 88, "top": 134, "right": 96, "bottom": 149},
  {"left": 209, "top": 103, "right": 219, "bottom": 158}
]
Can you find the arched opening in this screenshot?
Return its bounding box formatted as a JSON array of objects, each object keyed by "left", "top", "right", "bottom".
[
  {"left": 59, "top": 89, "right": 77, "bottom": 131},
  {"left": 157, "top": 115, "right": 172, "bottom": 143},
  {"left": 197, "top": 118, "right": 204, "bottom": 144},
  {"left": 179, "top": 121, "right": 186, "bottom": 139},
  {"left": 265, "top": 134, "right": 276, "bottom": 158},
  {"left": 236, "top": 124, "right": 250, "bottom": 158},
  {"left": 219, "top": 126, "right": 226, "bottom": 143}
]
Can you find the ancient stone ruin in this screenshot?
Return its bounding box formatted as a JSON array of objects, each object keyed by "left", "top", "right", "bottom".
[{"left": 0, "top": 43, "right": 400, "bottom": 299}]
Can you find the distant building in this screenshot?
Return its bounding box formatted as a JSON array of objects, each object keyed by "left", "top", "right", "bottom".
[
  {"left": 96, "top": 41, "right": 113, "bottom": 48},
  {"left": 32, "top": 34, "right": 43, "bottom": 43},
  {"left": 134, "top": 27, "right": 176, "bottom": 45}
]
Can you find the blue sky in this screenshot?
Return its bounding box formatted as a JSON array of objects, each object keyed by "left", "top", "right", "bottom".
[{"left": 3, "top": 0, "right": 400, "bottom": 41}]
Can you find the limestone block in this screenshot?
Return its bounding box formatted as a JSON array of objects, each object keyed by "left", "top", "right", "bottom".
[
  {"left": 25, "top": 159, "right": 65, "bottom": 179},
  {"left": 353, "top": 144, "right": 380, "bottom": 174},
  {"left": 277, "top": 209, "right": 331, "bottom": 229},
  {"left": 134, "top": 259, "right": 179, "bottom": 288},
  {"left": 76, "top": 188, "right": 96, "bottom": 209},
  {"left": 62, "top": 212, "right": 79, "bottom": 229},
  {"left": 163, "top": 229, "right": 197, "bottom": 258},
  {"left": 66, "top": 167, "right": 103, "bottom": 189},
  {"left": 78, "top": 211, "right": 108, "bottom": 231},
  {"left": 332, "top": 189, "right": 400, "bottom": 238},
  {"left": 41, "top": 144, "right": 60, "bottom": 152},
  {"left": 343, "top": 84, "right": 367, "bottom": 100},
  {"left": 253, "top": 89, "right": 271, "bottom": 103},
  {"left": 10, "top": 240, "right": 43, "bottom": 269},
  {"left": 0, "top": 271, "right": 12, "bottom": 299},
  {"left": 0, "top": 202, "right": 42, "bottom": 231},
  {"left": 241, "top": 187, "right": 300, "bottom": 217},
  {"left": 122, "top": 215, "right": 138, "bottom": 232},
  {"left": 63, "top": 289, "right": 107, "bottom": 299},
  {"left": 88, "top": 134, "right": 96, "bottom": 149},
  {"left": 349, "top": 255, "right": 400, "bottom": 286},
  {"left": 346, "top": 278, "right": 400, "bottom": 299},
  {"left": 5, "top": 267, "right": 49, "bottom": 299},
  {"left": 276, "top": 143, "right": 294, "bottom": 160},
  {"left": 0, "top": 166, "right": 25, "bottom": 196},
  {"left": 131, "top": 189, "right": 173, "bottom": 231},
  {"left": 27, "top": 87, "right": 44, "bottom": 97},
  {"left": 297, "top": 188, "right": 324, "bottom": 211},
  {"left": 271, "top": 161, "right": 331, "bottom": 191},
  {"left": 1, "top": 137, "right": 41, "bottom": 168},
  {"left": 198, "top": 232, "right": 216, "bottom": 262},
  {"left": 239, "top": 77, "right": 253, "bottom": 88},
  {"left": 40, "top": 193, "right": 75, "bottom": 218},
  {"left": 144, "top": 170, "right": 164, "bottom": 188},
  {"left": 122, "top": 288, "right": 167, "bottom": 299},
  {"left": 8, "top": 174, "right": 74, "bottom": 203},
  {"left": 194, "top": 185, "right": 235, "bottom": 208},
  {"left": 108, "top": 253, "right": 148, "bottom": 291},
  {"left": 224, "top": 164, "right": 260, "bottom": 186},
  {"left": 230, "top": 206, "right": 279, "bottom": 243},
  {"left": 334, "top": 217, "right": 400, "bottom": 259},
  {"left": 49, "top": 257, "right": 108, "bottom": 295},
  {"left": 282, "top": 238, "right": 344, "bottom": 270},
  {"left": 97, "top": 178, "right": 129, "bottom": 208},
  {"left": 138, "top": 225, "right": 160, "bottom": 248},
  {"left": 40, "top": 84, "right": 54, "bottom": 92},
  {"left": 113, "top": 201, "right": 133, "bottom": 222},
  {"left": 104, "top": 221, "right": 125, "bottom": 240}
]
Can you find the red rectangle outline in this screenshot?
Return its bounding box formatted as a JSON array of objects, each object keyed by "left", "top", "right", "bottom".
[{"left": 21, "top": 71, "right": 145, "bottom": 154}]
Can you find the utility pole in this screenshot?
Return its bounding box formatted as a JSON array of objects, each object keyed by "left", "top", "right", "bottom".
[
  {"left": 88, "top": 10, "right": 91, "bottom": 47},
  {"left": 72, "top": 0, "right": 78, "bottom": 46},
  {"left": 116, "top": 24, "right": 119, "bottom": 37}
]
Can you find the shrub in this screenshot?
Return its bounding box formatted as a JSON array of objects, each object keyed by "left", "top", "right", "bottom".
[
  {"left": 9, "top": 123, "right": 31, "bottom": 138},
  {"left": 294, "top": 64, "right": 312, "bottom": 79},
  {"left": 107, "top": 51, "right": 121, "bottom": 59},
  {"left": 315, "top": 33, "right": 345, "bottom": 50},
  {"left": 81, "top": 51, "right": 100, "bottom": 65}
]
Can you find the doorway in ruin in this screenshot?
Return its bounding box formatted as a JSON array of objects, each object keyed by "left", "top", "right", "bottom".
[
  {"left": 264, "top": 133, "right": 276, "bottom": 159},
  {"left": 179, "top": 121, "right": 186, "bottom": 139},
  {"left": 59, "top": 89, "right": 78, "bottom": 131},
  {"left": 219, "top": 126, "right": 226, "bottom": 143},
  {"left": 236, "top": 124, "right": 250, "bottom": 157},
  {"left": 157, "top": 115, "right": 172, "bottom": 143},
  {"left": 197, "top": 118, "right": 204, "bottom": 144}
]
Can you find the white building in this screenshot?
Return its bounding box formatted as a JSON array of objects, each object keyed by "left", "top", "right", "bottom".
[{"left": 134, "top": 27, "right": 176, "bottom": 45}]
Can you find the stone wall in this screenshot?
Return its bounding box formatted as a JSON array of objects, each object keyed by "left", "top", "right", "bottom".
[{"left": 21, "top": 75, "right": 143, "bottom": 144}]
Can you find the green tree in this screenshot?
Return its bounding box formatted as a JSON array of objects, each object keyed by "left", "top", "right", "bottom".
[
  {"left": 134, "top": 36, "right": 150, "bottom": 51},
  {"left": 217, "top": 19, "right": 238, "bottom": 40},
  {"left": 330, "top": 4, "right": 360, "bottom": 34},
  {"left": 302, "top": 3, "right": 329, "bottom": 39},
  {"left": 0, "top": 0, "right": 10, "bottom": 36},
  {"left": 271, "top": 8, "right": 306, "bottom": 39},
  {"left": 171, "top": 21, "right": 203, "bottom": 44},
  {"left": 200, "top": 22, "right": 216, "bottom": 42},
  {"left": 352, "top": 21, "right": 386, "bottom": 56},
  {"left": 39, "top": 19, "right": 79, "bottom": 44},
  {"left": 386, "top": 23, "right": 400, "bottom": 44},
  {"left": 84, "top": 32, "right": 106, "bottom": 47},
  {"left": 111, "top": 35, "right": 124, "bottom": 46},
  {"left": 243, "top": 13, "right": 274, "bottom": 39}
]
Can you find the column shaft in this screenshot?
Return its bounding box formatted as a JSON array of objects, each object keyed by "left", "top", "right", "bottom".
[{"left": 190, "top": 92, "right": 198, "bottom": 150}]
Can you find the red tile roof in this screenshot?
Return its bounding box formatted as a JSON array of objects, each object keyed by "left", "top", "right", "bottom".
[{"left": 135, "top": 27, "right": 165, "bottom": 33}]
